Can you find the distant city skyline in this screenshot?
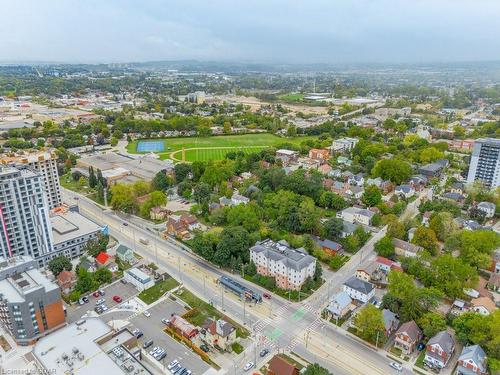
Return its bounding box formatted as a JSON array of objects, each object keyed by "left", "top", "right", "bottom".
[{"left": 1, "top": 0, "right": 500, "bottom": 64}]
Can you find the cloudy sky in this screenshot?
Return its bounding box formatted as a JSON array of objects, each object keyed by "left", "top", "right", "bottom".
[{"left": 1, "top": 0, "right": 500, "bottom": 64}]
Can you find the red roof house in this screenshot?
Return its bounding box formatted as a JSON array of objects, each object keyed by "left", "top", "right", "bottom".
[{"left": 95, "top": 252, "right": 111, "bottom": 266}]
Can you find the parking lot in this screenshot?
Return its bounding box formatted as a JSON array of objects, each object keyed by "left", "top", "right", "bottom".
[
  {"left": 129, "top": 298, "right": 210, "bottom": 375},
  {"left": 65, "top": 279, "right": 139, "bottom": 323}
]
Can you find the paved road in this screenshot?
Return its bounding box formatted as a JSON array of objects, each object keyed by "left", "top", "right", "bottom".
[{"left": 62, "top": 188, "right": 419, "bottom": 375}]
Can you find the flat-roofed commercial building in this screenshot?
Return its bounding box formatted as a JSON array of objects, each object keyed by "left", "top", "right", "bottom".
[
  {"left": 124, "top": 267, "right": 154, "bottom": 291},
  {"left": 33, "top": 318, "right": 151, "bottom": 375},
  {"left": 51, "top": 209, "right": 102, "bottom": 261},
  {"left": 0, "top": 256, "right": 65, "bottom": 345}
]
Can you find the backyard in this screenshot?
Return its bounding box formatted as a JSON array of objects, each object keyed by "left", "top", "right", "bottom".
[{"left": 138, "top": 277, "right": 179, "bottom": 304}]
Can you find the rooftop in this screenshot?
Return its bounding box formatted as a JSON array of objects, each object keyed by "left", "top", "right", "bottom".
[
  {"left": 250, "top": 239, "right": 316, "bottom": 271},
  {"left": 51, "top": 211, "right": 102, "bottom": 245}
]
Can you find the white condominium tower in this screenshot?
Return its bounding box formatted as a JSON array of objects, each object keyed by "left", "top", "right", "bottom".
[
  {"left": 467, "top": 138, "right": 500, "bottom": 189},
  {"left": 0, "top": 167, "right": 54, "bottom": 266},
  {"left": 0, "top": 150, "right": 62, "bottom": 209}
]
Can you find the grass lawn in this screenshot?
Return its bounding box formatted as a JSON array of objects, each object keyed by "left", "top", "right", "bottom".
[
  {"left": 277, "top": 93, "right": 305, "bottom": 102},
  {"left": 244, "top": 274, "right": 324, "bottom": 302},
  {"left": 138, "top": 278, "right": 179, "bottom": 305},
  {"left": 60, "top": 173, "right": 94, "bottom": 195},
  {"left": 231, "top": 342, "right": 244, "bottom": 354},
  {"left": 127, "top": 133, "right": 316, "bottom": 162},
  {"left": 415, "top": 350, "right": 426, "bottom": 369},
  {"left": 175, "top": 288, "right": 250, "bottom": 338}
]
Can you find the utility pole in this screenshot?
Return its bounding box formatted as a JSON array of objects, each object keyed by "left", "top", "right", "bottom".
[
  {"left": 103, "top": 187, "right": 108, "bottom": 207},
  {"left": 243, "top": 299, "right": 246, "bottom": 325},
  {"left": 221, "top": 283, "right": 225, "bottom": 311},
  {"left": 178, "top": 256, "right": 182, "bottom": 282},
  {"left": 375, "top": 330, "right": 380, "bottom": 349},
  {"left": 154, "top": 240, "right": 158, "bottom": 265},
  {"left": 305, "top": 329, "right": 310, "bottom": 348}
]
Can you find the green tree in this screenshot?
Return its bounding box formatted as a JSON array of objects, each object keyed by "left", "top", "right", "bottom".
[
  {"left": 418, "top": 312, "right": 447, "bottom": 338},
  {"left": 88, "top": 166, "right": 97, "bottom": 188},
  {"left": 412, "top": 226, "right": 438, "bottom": 255},
  {"left": 362, "top": 185, "right": 382, "bottom": 207},
  {"left": 456, "top": 230, "right": 500, "bottom": 269},
  {"left": 193, "top": 182, "right": 212, "bottom": 204},
  {"left": 152, "top": 171, "right": 173, "bottom": 191},
  {"left": 353, "top": 304, "right": 385, "bottom": 344},
  {"left": 177, "top": 181, "right": 193, "bottom": 198},
  {"left": 322, "top": 217, "right": 344, "bottom": 241},
  {"left": 214, "top": 227, "right": 250, "bottom": 266},
  {"left": 94, "top": 267, "right": 112, "bottom": 284},
  {"left": 174, "top": 163, "right": 192, "bottom": 183},
  {"left": 431, "top": 254, "right": 478, "bottom": 299},
  {"left": 372, "top": 158, "right": 412, "bottom": 185},
  {"left": 374, "top": 236, "right": 395, "bottom": 258},
  {"left": 140, "top": 191, "right": 167, "bottom": 218},
  {"left": 110, "top": 183, "right": 137, "bottom": 213},
  {"left": 227, "top": 204, "right": 260, "bottom": 232},
  {"left": 48, "top": 256, "right": 72, "bottom": 277},
  {"left": 192, "top": 233, "right": 216, "bottom": 261},
  {"left": 429, "top": 212, "right": 457, "bottom": 242},
  {"left": 383, "top": 214, "right": 406, "bottom": 239},
  {"left": 302, "top": 364, "right": 332, "bottom": 375}
]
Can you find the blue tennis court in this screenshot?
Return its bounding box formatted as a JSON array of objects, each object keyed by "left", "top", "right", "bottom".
[{"left": 136, "top": 140, "right": 165, "bottom": 152}]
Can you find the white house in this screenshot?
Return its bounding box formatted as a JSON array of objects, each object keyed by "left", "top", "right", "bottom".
[
  {"left": 331, "top": 137, "right": 359, "bottom": 152},
  {"left": 343, "top": 276, "right": 375, "bottom": 303},
  {"left": 337, "top": 207, "right": 375, "bottom": 226},
  {"left": 477, "top": 201, "right": 496, "bottom": 218},
  {"left": 231, "top": 193, "right": 250, "bottom": 206},
  {"left": 125, "top": 268, "right": 155, "bottom": 291},
  {"left": 395, "top": 185, "right": 415, "bottom": 199}
]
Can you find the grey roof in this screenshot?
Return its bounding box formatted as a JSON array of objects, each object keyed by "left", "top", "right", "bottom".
[
  {"left": 344, "top": 276, "right": 374, "bottom": 295},
  {"left": 442, "top": 192, "right": 464, "bottom": 201},
  {"left": 396, "top": 320, "right": 422, "bottom": 341},
  {"left": 392, "top": 238, "right": 423, "bottom": 254},
  {"left": 342, "top": 221, "right": 359, "bottom": 234},
  {"left": 250, "top": 239, "right": 316, "bottom": 272},
  {"left": 451, "top": 182, "right": 464, "bottom": 190},
  {"left": 457, "top": 345, "right": 487, "bottom": 374},
  {"left": 396, "top": 184, "right": 413, "bottom": 193},
  {"left": 327, "top": 291, "right": 352, "bottom": 316},
  {"left": 315, "top": 238, "right": 342, "bottom": 251},
  {"left": 116, "top": 244, "right": 133, "bottom": 256},
  {"left": 382, "top": 309, "right": 400, "bottom": 331},
  {"left": 419, "top": 162, "right": 444, "bottom": 173},
  {"left": 428, "top": 331, "right": 454, "bottom": 354},
  {"left": 478, "top": 201, "right": 495, "bottom": 210}
]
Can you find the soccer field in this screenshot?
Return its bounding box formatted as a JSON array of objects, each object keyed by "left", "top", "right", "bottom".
[{"left": 127, "top": 133, "right": 315, "bottom": 162}]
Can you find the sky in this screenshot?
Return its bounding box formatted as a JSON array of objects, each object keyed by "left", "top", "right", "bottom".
[{"left": 1, "top": 0, "right": 500, "bottom": 64}]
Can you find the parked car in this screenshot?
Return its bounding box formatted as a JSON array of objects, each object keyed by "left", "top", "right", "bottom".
[
  {"left": 143, "top": 310, "right": 151, "bottom": 318},
  {"left": 263, "top": 293, "right": 271, "bottom": 299},
  {"left": 243, "top": 362, "right": 255, "bottom": 371},
  {"left": 200, "top": 344, "right": 209, "bottom": 352},
  {"left": 101, "top": 304, "right": 108, "bottom": 312},
  {"left": 123, "top": 222, "right": 128, "bottom": 226},
  {"left": 120, "top": 279, "right": 127, "bottom": 284},
  {"left": 156, "top": 352, "right": 167, "bottom": 361},
  {"left": 113, "top": 295, "right": 122, "bottom": 303},
  {"left": 259, "top": 348, "right": 270, "bottom": 357},
  {"left": 161, "top": 318, "right": 170, "bottom": 325},
  {"left": 171, "top": 364, "right": 182, "bottom": 374},
  {"left": 132, "top": 329, "right": 143, "bottom": 338},
  {"left": 143, "top": 340, "right": 154, "bottom": 349},
  {"left": 96, "top": 298, "right": 105, "bottom": 305},
  {"left": 168, "top": 360, "right": 179, "bottom": 370},
  {"left": 149, "top": 347, "right": 160, "bottom": 356},
  {"left": 389, "top": 362, "right": 403, "bottom": 372},
  {"left": 174, "top": 367, "right": 185, "bottom": 375},
  {"left": 93, "top": 291, "right": 100, "bottom": 298},
  {"left": 82, "top": 296, "right": 89, "bottom": 303},
  {"left": 98, "top": 289, "right": 105, "bottom": 296}
]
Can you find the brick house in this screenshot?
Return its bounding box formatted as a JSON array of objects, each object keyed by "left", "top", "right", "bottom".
[
  {"left": 456, "top": 345, "right": 487, "bottom": 375},
  {"left": 201, "top": 318, "right": 237, "bottom": 351},
  {"left": 268, "top": 355, "right": 299, "bottom": 375},
  {"left": 57, "top": 270, "right": 76, "bottom": 294},
  {"left": 308, "top": 148, "right": 330, "bottom": 162},
  {"left": 169, "top": 314, "right": 199, "bottom": 340},
  {"left": 394, "top": 320, "right": 422, "bottom": 355},
  {"left": 424, "top": 331, "right": 455, "bottom": 369}
]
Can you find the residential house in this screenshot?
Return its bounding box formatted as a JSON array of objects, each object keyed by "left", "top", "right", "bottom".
[
  {"left": 341, "top": 221, "right": 359, "bottom": 238},
  {"left": 395, "top": 185, "right": 415, "bottom": 199},
  {"left": 376, "top": 256, "right": 402, "bottom": 273},
  {"left": 477, "top": 201, "right": 496, "bottom": 218},
  {"left": 201, "top": 318, "right": 236, "bottom": 351},
  {"left": 309, "top": 148, "right": 330, "bottom": 161},
  {"left": 337, "top": 207, "right": 375, "bottom": 226},
  {"left": 337, "top": 156, "right": 352, "bottom": 166},
  {"left": 345, "top": 185, "right": 364, "bottom": 200},
  {"left": 366, "top": 177, "right": 383, "bottom": 188},
  {"left": 169, "top": 314, "right": 199, "bottom": 340},
  {"left": 276, "top": 149, "right": 299, "bottom": 166},
  {"left": 442, "top": 192, "right": 465, "bottom": 204},
  {"left": 422, "top": 211, "right": 432, "bottom": 226},
  {"left": 115, "top": 245, "right": 136, "bottom": 264},
  {"left": 57, "top": 270, "right": 76, "bottom": 294},
  {"left": 231, "top": 193, "right": 250, "bottom": 206},
  {"left": 326, "top": 291, "right": 352, "bottom": 320},
  {"left": 456, "top": 345, "right": 488, "bottom": 375},
  {"left": 424, "top": 331, "right": 455, "bottom": 369},
  {"left": 348, "top": 173, "right": 365, "bottom": 187},
  {"left": 471, "top": 297, "right": 497, "bottom": 316},
  {"left": 382, "top": 309, "right": 400, "bottom": 336},
  {"left": 488, "top": 273, "right": 500, "bottom": 292},
  {"left": 393, "top": 238, "right": 423, "bottom": 258},
  {"left": 409, "top": 175, "right": 428, "bottom": 190},
  {"left": 331, "top": 181, "right": 349, "bottom": 195},
  {"left": 317, "top": 163, "right": 332, "bottom": 175},
  {"left": 106, "top": 262, "right": 119, "bottom": 273},
  {"left": 343, "top": 276, "right": 375, "bottom": 303},
  {"left": 79, "top": 258, "right": 96, "bottom": 273},
  {"left": 450, "top": 182, "right": 465, "bottom": 195},
  {"left": 165, "top": 213, "right": 200, "bottom": 238},
  {"left": 314, "top": 238, "right": 343, "bottom": 256},
  {"left": 268, "top": 355, "right": 300, "bottom": 375},
  {"left": 419, "top": 159, "right": 449, "bottom": 177},
  {"left": 355, "top": 269, "right": 371, "bottom": 283},
  {"left": 95, "top": 252, "right": 112, "bottom": 268},
  {"left": 328, "top": 169, "right": 342, "bottom": 179},
  {"left": 150, "top": 206, "right": 170, "bottom": 221},
  {"left": 394, "top": 321, "right": 422, "bottom": 355}
]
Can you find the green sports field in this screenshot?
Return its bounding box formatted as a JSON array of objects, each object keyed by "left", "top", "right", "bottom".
[{"left": 127, "top": 133, "right": 315, "bottom": 162}]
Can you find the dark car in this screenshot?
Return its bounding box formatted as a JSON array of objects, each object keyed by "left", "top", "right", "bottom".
[
  {"left": 259, "top": 348, "right": 270, "bottom": 357},
  {"left": 123, "top": 222, "right": 129, "bottom": 226},
  {"left": 132, "top": 329, "right": 143, "bottom": 338},
  {"left": 200, "top": 344, "right": 210, "bottom": 353}
]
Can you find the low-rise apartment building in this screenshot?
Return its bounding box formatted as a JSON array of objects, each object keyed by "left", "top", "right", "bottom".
[{"left": 250, "top": 239, "right": 316, "bottom": 290}]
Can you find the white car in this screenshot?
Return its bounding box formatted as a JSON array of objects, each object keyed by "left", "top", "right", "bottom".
[
  {"left": 143, "top": 310, "right": 151, "bottom": 318},
  {"left": 243, "top": 362, "right": 254, "bottom": 371},
  {"left": 96, "top": 298, "right": 105, "bottom": 305},
  {"left": 168, "top": 360, "right": 179, "bottom": 370},
  {"left": 389, "top": 362, "right": 403, "bottom": 372},
  {"left": 149, "top": 347, "right": 160, "bottom": 356}
]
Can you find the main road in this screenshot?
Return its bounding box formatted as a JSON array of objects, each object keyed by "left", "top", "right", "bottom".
[{"left": 62, "top": 188, "right": 415, "bottom": 375}]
